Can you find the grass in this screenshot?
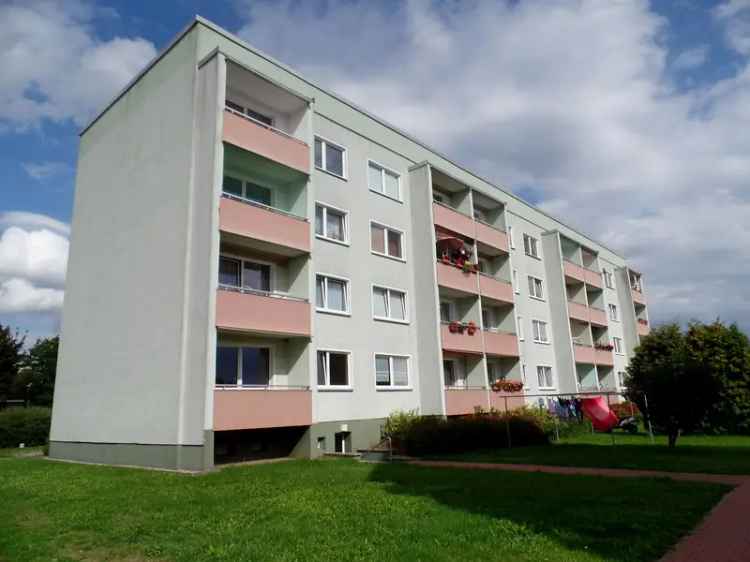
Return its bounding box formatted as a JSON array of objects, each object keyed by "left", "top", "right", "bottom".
[
  {"left": 0, "top": 446, "right": 43, "bottom": 457},
  {"left": 439, "top": 432, "right": 750, "bottom": 474},
  {"left": 0, "top": 456, "right": 729, "bottom": 562}
]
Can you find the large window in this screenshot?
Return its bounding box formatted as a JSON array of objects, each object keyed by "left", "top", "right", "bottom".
[
  {"left": 532, "top": 320, "right": 549, "bottom": 343},
  {"left": 315, "top": 203, "right": 348, "bottom": 244},
  {"left": 222, "top": 175, "right": 272, "bottom": 206},
  {"left": 371, "top": 222, "right": 404, "bottom": 260},
  {"left": 523, "top": 233, "right": 540, "bottom": 258},
  {"left": 536, "top": 365, "right": 554, "bottom": 389},
  {"left": 215, "top": 346, "right": 270, "bottom": 386},
  {"left": 372, "top": 286, "right": 407, "bottom": 322},
  {"left": 219, "top": 256, "right": 271, "bottom": 292},
  {"left": 368, "top": 161, "right": 401, "bottom": 200},
  {"left": 527, "top": 276, "right": 544, "bottom": 299},
  {"left": 375, "top": 354, "right": 410, "bottom": 388},
  {"left": 608, "top": 304, "right": 619, "bottom": 321},
  {"left": 314, "top": 137, "right": 346, "bottom": 178},
  {"left": 316, "top": 274, "right": 349, "bottom": 314},
  {"left": 317, "top": 350, "right": 350, "bottom": 387}
]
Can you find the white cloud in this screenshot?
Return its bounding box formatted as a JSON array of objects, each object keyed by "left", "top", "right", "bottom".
[
  {"left": 22, "top": 160, "right": 71, "bottom": 180},
  {"left": 236, "top": 0, "right": 750, "bottom": 331},
  {"left": 0, "top": 211, "right": 70, "bottom": 236},
  {"left": 0, "top": 0, "right": 157, "bottom": 130},
  {"left": 0, "top": 278, "right": 63, "bottom": 314},
  {"left": 672, "top": 46, "right": 709, "bottom": 70},
  {"left": 715, "top": 0, "right": 750, "bottom": 55}
]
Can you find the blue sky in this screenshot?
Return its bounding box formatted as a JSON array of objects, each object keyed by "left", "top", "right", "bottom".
[{"left": 2, "top": 0, "right": 750, "bottom": 341}]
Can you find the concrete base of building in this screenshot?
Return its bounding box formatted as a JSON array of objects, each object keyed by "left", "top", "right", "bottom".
[{"left": 293, "top": 417, "right": 386, "bottom": 458}]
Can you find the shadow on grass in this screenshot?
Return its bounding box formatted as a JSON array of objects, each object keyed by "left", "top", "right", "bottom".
[{"left": 366, "top": 460, "right": 728, "bottom": 562}]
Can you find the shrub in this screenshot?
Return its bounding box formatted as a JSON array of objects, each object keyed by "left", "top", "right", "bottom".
[{"left": 0, "top": 407, "right": 51, "bottom": 448}]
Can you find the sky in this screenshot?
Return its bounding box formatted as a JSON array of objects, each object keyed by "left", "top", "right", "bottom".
[{"left": 1, "top": 0, "right": 750, "bottom": 343}]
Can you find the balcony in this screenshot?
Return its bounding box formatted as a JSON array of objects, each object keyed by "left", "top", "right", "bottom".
[
  {"left": 223, "top": 109, "right": 309, "bottom": 175},
  {"left": 595, "top": 348, "right": 614, "bottom": 367},
  {"left": 632, "top": 289, "right": 647, "bottom": 306},
  {"left": 219, "top": 195, "right": 310, "bottom": 257},
  {"left": 213, "top": 387, "right": 312, "bottom": 431},
  {"left": 436, "top": 261, "right": 478, "bottom": 295},
  {"left": 573, "top": 343, "right": 596, "bottom": 364},
  {"left": 567, "top": 301, "right": 590, "bottom": 323},
  {"left": 489, "top": 391, "right": 526, "bottom": 412},
  {"left": 637, "top": 320, "right": 650, "bottom": 336},
  {"left": 475, "top": 221, "right": 509, "bottom": 254},
  {"left": 589, "top": 306, "right": 608, "bottom": 327},
  {"left": 432, "top": 202, "right": 475, "bottom": 240},
  {"left": 478, "top": 274, "right": 514, "bottom": 305},
  {"left": 585, "top": 268, "right": 603, "bottom": 289},
  {"left": 444, "top": 388, "right": 489, "bottom": 416},
  {"left": 441, "top": 323, "right": 484, "bottom": 355},
  {"left": 484, "top": 330, "right": 520, "bottom": 357},
  {"left": 216, "top": 287, "right": 310, "bottom": 337},
  {"left": 563, "top": 260, "right": 587, "bottom": 284}
]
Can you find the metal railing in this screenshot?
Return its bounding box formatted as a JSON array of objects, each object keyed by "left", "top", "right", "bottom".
[
  {"left": 221, "top": 192, "right": 308, "bottom": 222},
  {"left": 215, "top": 384, "right": 311, "bottom": 390},
  {"left": 218, "top": 283, "right": 309, "bottom": 303},
  {"left": 224, "top": 106, "right": 308, "bottom": 147}
]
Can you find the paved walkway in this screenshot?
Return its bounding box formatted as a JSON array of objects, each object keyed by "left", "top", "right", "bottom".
[{"left": 408, "top": 460, "right": 750, "bottom": 562}]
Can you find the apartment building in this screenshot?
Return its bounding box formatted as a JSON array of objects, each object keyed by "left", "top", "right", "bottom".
[{"left": 49, "top": 17, "right": 650, "bottom": 471}]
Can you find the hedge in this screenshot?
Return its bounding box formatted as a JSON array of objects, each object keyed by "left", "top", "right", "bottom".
[{"left": 0, "top": 407, "right": 51, "bottom": 448}]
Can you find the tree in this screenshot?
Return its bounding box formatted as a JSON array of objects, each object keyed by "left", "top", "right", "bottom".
[
  {"left": 0, "top": 325, "right": 25, "bottom": 403},
  {"left": 625, "top": 323, "right": 721, "bottom": 447},
  {"left": 16, "top": 337, "right": 59, "bottom": 406}
]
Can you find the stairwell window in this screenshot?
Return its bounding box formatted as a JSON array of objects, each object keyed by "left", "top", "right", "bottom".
[
  {"left": 316, "top": 274, "right": 350, "bottom": 315},
  {"left": 528, "top": 276, "right": 544, "bottom": 300},
  {"left": 608, "top": 304, "right": 619, "bottom": 321},
  {"left": 603, "top": 269, "right": 615, "bottom": 289},
  {"left": 617, "top": 371, "right": 627, "bottom": 388},
  {"left": 317, "top": 350, "right": 350, "bottom": 388},
  {"left": 512, "top": 269, "right": 520, "bottom": 293},
  {"left": 522, "top": 363, "right": 528, "bottom": 387},
  {"left": 372, "top": 286, "right": 407, "bottom": 323},
  {"left": 368, "top": 160, "right": 401, "bottom": 201},
  {"left": 537, "top": 365, "right": 554, "bottom": 389},
  {"left": 508, "top": 225, "right": 516, "bottom": 249},
  {"left": 523, "top": 233, "right": 540, "bottom": 258},
  {"left": 532, "top": 320, "right": 549, "bottom": 344},
  {"left": 315, "top": 203, "right": 348, "bottom": 244},
  {"left": 314, "top": 137, "right": 346, "bottom": 178},
  {"left": 375, "top": 354, "right": 410, "bottom": 388},
  {"left": 613, "top": 337, "right": 624, "bottom": 354},
  {"left": 371, "top": 222, "right": 404, "bottom": 260},
  {"left": 517, "top": 316, "right": 524, "bottom": 340}
]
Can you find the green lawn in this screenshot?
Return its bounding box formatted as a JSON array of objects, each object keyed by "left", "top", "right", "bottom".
[
  {"left": 0, "top": 457, "right": 728, "bottom": 562},
  {"left": 439, "top": 432, "right": 750, "bottom": 474}
]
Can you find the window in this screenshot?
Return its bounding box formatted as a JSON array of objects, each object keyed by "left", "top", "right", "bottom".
[
  {"left": 537, "top": 366, "right": 554, "bottom": 389},
  {"left": 226, "top": 100, "right": 273, "bottom": 127},
  {"left": 315, "top": 203, "right": 348, "bottom": 244},
  {"left": 371, "top": 222, "right": 404, "bottom": 260},
  {"left": 443, "top": 360, "right": 458, "bottom": 387},
  {"left": 314, "top": 137, "right": 346, "bottom": 178},
  {"left": 316, "top": 274, "right": 349, "bottom": 314},
  {"left": 482, "top": 308, "right": 492, "bottom": 330},
  {"left": 473, "top": 208, "right": 487, "bottom": 223},
  {"left": 617, "top": 371, "right": 627, "bottom": 388},
  {"left": 223, "top": 175, "right": 272, "bottom": 206},
  {"left": 603, "top": 269, "right": 615, "bottom": 289},
  {"left": 528, "top": 276, "right": 544, "bottom": 299},
  {"left": 508, "top": 225, "right": 515, "bottom": 249},
  {"left": 219, "top": 256, "right": 271, "bottom": 292},
  {"left": 215, "top": 346, "right": 270, "bottom": 386},
  {"left": 523, "top": 234, "right": 540, "bottom": 258},
  {"left": 433, "top": 191, "right": 446, "bottom": 203},
  {"left": 440, "top": 302, "right": 452, "bottom": 323},
  {"left": 521, "top": 363, "right": 528, "bottom": 387},
  {"left": 532, "top": 320, "right": 549, "bottom": 343},
  {"left": 613, "top": 337, "right": 624, "bottom": 354},
  {"left": 517, "top": 316, "right": 524, "bottom": 340},
  {"left": 317, "top": 350, "right": 350, "bottom": 387},
  {"left": 608, "top": 304, "right": 619, "bottom": 321},
  {"left": 334, "top": 432, "right": 351, "bottom": 453},
  {"left": 375, "top": 354, "right": 410, "bottom": 388},
  {"left": 368, "top": 161, "right": 401, "bottom": 200},
  {"left": 487, "top": 362, "right": 497, "bottom": 383},
  {"left": 512, "top": 269, "right": 520, "bottom": 293},
  {"left": 372, "top": 286, "right": 407, "bottom": 322}
]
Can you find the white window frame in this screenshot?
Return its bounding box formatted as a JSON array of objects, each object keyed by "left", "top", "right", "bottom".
[
  {"left": 225, "top": 99, "right": 275, "bottom": 127},
  {"left": 613, "top": 337, "right": 624, "bottom": 355},
  {"left": 440, "top": 301, "right": 455, "bottom": 323},
  {"left": 617, "top": 370, "right": 627, "bottom": 388},
  {"left": 608, "top": 303, "right": 619, "bottom": 322},
  {"left": 537, "top": 365, "right": 555, "bottom": 390},
  {"left": 521, "top": 363, "right": 528, "bottom": 388},
  {"left": 314, "top": 135, "right": 347, "bottom": 179},
  {"left": 367, "top": 159, "right": 402, "bottom": 202},
  {"left": 371, "top": 284, "right": 409, "bottom": 324},
  {"left": 527, "top": 275, "right": 545, "bottom": 300},
  {"left": 215, "top": 344, "right": 274, "bottom": 387},
  {"left": 374, "top": 353, "right": 412, "bottom": 390},
  {"left": 218, "top": 253, "right": 276, "bottom": 293},
  {"left": 517, "top": 315, "right": 524, "bottom": 341},
  {"left": 222, "top": 174, "right": 275, "bottom": 208},
  {"left": 532, "top": 319, "right": 550, "bottom": 344},
  {"left": 316, "top": 349, "right": 352, "bottom": 390},
  {"left": 512, "top": 269, "right": 520, "bottom": 294},
  {"left": 603, "top": 268, "right": 615, "bottom": 289},
  {"left": 315, "top": 201, "right": 350, "bottom": 246},
  {"left": 370, "top": 220, "right": 406, "bottom": 262},
  {"left": 315, "top": 273, "right": 351, "bottom": 316},
  {"left": 523, "top": 233, "right": 540, "bottom": 259},
  {"left": 508, "top": 225, "right": 516, "bottom": 249}
]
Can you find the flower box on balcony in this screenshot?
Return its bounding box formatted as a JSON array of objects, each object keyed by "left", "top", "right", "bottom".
[
  {"left": 491, "top": 380, "right": 524, "bottom": 393},
  {"left": 637, "top": 319, "right": 649, "bottom": 325},
  {"left": 594, "top": 343, "right": 614, "bottom": 351}
]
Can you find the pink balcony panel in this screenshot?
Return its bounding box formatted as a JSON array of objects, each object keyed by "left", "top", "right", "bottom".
[
  {"left": 584, "top": 268, "right": 603, "bottom": 289},
  {"left": 441, "top": 324, "right": 484, "bottom": 355},
  {"left": 436, "top": 261, "right": 478, "bottom": 294},
  {"left": 445, "top": 388, "right": 488, "bottom": 416},
  {"left": 637, "top": 322, "right": 650, "bottom": 336},
  {"left": 432, "top": 202, "right": 475, "bottom": 239},
  {"left": 216, "top": 289, "right": 311, "bottom": 337},
  {"left": 219, "top": 197, "right": 310, "bottom": 254},
  {"left": 484, "top": 331, "right": 520, "bottom": 357},
  {"left": 573, "top": 344, "right": 596, "bottom": 364},
  {"left": 564, "top": 261, "right": 587, "bottom": 284},
  {"left": 489, "top": 392, "right": 526, "bottom": 412},
  {"left": 213, "top": 389, "right": 312, "bottom": 430},
  {"left": 475, "top": 222, "right": 509, "bottom": 253},
  {"left": 595, "top": 349, "right": 614, "bottom": 367},
  {"left": 589, "top": 307, "right": 608, "bottom": 327},
  {"left": 479, "top": 275, "right": 514, "bottom": 304},
  {"left": 631, "top": 289, "right": 647, "bottom": 306},
  {"left": 223, "top": 109, "right": 309, "bottom": 174},
  {"left": 568, "top": 301, "right": 590, "bottom": 323}
]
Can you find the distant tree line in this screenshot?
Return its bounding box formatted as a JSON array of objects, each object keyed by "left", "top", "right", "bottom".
[{"left": 0, "top": 324, "right": 59, "bottom": 407}]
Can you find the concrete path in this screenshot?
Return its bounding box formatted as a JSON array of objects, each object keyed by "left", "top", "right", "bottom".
[{"left": 407, "top": 460, "right": 750, "bottom": 562}]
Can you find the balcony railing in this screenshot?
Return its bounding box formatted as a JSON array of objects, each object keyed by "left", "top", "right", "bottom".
[
  {"left": 631, "top": 288, "right": 647, "bottom": 306},
  {"left": 216, "top": 287, "right": 311, "bottom": 337},
  {"left": 440, "top": 322, "right": 484, "bottom": 354},
  {"left": 432, "top": 201, "right": 475, "bottom": 239},
  {"left": 213, "top": 386, "right": 312, "bottom": 430},
  {"left": 483, "top": 330, "right": 520, "bottom": 357},
  {"left": 478, "top": 272, "right": 514, "bottom": 304},
  {"left": 573, "top": 343, "right": 596, "bottom": 364},
  {"left": 475, "top": 220, "right": 509, "bottom": 253},
  {"left": 444, "top": 387, "right": 489, "bottom": 416},
  {"left": 436, "top": 260, "right": 479, "bottom": 295},
  {"left": 563, "top": 258, "right": 602, "bottom": 288}
]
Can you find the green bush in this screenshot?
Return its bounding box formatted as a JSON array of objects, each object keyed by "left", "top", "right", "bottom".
[{"left": 0, "top": 407, "right": 51, "bottom": 448}]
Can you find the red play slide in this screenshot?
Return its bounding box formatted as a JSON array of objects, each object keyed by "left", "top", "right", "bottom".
[{"left": 581, "top": 397, "right": 619, "bottom": 432}]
